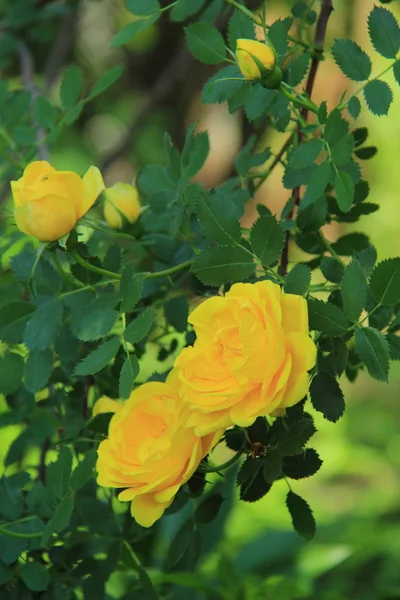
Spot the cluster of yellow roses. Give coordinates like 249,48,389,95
11,161,141,242
96,281,317,528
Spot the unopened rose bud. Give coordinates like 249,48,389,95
103,183,141,229
236,39,282,89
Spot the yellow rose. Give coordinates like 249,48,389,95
174,280,317,436
92,396,123,417
11,161,104,242
96,373,221,528
103,183,141,229
236,38,276,81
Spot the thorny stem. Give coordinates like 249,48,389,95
318,230,346,267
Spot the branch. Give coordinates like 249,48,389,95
44,11,77,93
19,42,50,161
280,0,334,276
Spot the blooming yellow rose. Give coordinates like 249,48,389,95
103,183,141,229
174,280,317,436
92,396,123,417
96,373,221,528
236,39,276,81
11,161,104,242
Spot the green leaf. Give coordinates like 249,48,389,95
60,65,83,110
20,562,49,592
88,412,114,435
268,17,292,61
393,61,400,86
166,518,195,570
239,461,272,502
75,309,118,342
324,109,349,147
334,171,354,213
24,300,63,351
185,22,227,65
120,269,145,313
124,307,156,344
236,137,271,175
125,0,160,15
310,372,345,422
332,39,371,81
33,96,56,129
348,96,361,119
308,299,348,336
202,65,244,104
41,495,74,546
283,448,322,479
24,349,53,393
46,447,72,499
192,247,256,286
182,130,210,178
289,140,323,169
355,327,390,382
250,215,284,266
171,0,206,22
356,244,377,276
331,232,370,255
284,264,311,296
243,85,275,121
277,418,316,456
341,259,367,321
89,65,124,98
0,352,24,395
74,337,120,376
320,256,344,283
165,296,188,333
195,189,241,245
287,52,310,87
370,258,400,305
70,450,97,491
228,10,255,50
110,13,159,47
262,448,283,483
0,301,35,344
331,134,354,167
368,5,400,59
302,160,331,207
119,355,140,399
363,80,393,116
388,333,400,360
286,491,316,540
195,493,224,524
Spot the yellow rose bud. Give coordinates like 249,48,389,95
96,372,222,528
103,183,141,229
174,280,317,436
92,396,123,417
236,38,276,81
11,161,104,242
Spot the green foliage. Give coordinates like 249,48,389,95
310,373,345,422
185,22,227,65
368,5,400,59
286,491,316,540
363,80,393,115
74,337,121,376
332,39,372,81
250,215,285,267
355,327,390,381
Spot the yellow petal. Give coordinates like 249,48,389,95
20,171,85,221
22,161,55,186
236,39,275,81
130,494,170,528
281,293,309,334
104,183,141,229
80,166,105,218
92,396,123,417
14,194,77,242
10,180,22,206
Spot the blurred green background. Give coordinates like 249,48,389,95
1,0,400,598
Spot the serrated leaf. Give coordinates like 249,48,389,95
310,372,345,422
182,130,210,178
185,22,226,65
287,52,310,87
283,448,322,479
302,160,331,207
262,448,282,483
370,258,400,305
166,518,195,570
393,61,400,86
24,300,63,351
284,264,311,295
195,190,241,245
0,302,35,344
75,309,118,341
125,0,160,15
277,418,316,456
244,84,275,121
348,96,361,119
110,13,159,47
120,268,145,313
171,0,206,22
74,337,120,376
46,447,72,499
70,450,97,491
355,327,390,382
368,5,400,59
286,491,316,540
89,66,124,98
308,299,348,336
289,140,323,169
228,10,255,50
202,65,244,104
250,215,284,266
24,349,53,393
60,65,83,110
320,256,344,283
41,495,74,546
20,562,49,592
268,17,292,61
240,462,272,502
87,412,114,435
331,232,370,255
341,260,367,321
0,352,24,395
195,493,224,524
331,134,354,167
192,247,255,286
124,307,156,344
388,333,400,360
363,80,393,116
33,96,56,129
332,39,371,81
119,355,140,399
334,171,354,213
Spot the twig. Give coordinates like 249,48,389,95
280,0,334,276
44,11,77,94
19,42,50,161
38,438,50,483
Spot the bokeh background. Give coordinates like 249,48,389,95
1,0,400,598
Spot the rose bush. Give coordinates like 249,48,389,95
103,182,141,229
